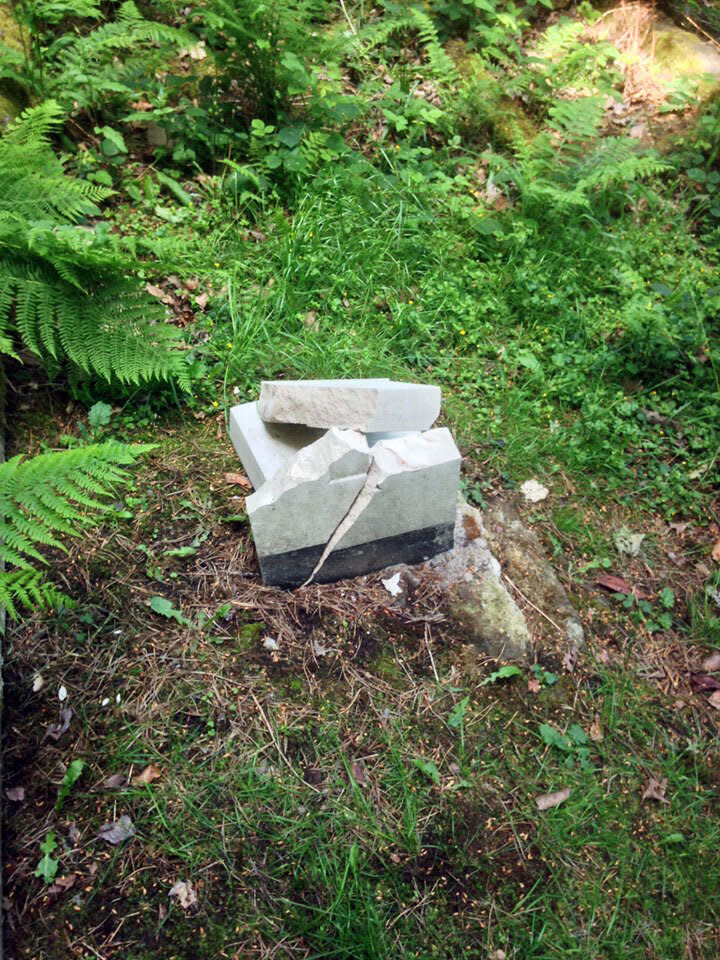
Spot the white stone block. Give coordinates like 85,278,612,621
257,379,441,432
308,428,461,583
228,402,324,490
246,428,371,584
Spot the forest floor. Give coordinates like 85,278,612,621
4,2,720,958
5,380,720,959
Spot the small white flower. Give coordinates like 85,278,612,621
58,685,68,702
262,636,279,652
101,697,110,707
32,673,44,693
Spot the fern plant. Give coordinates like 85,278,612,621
362,4,459,88
1,0,184,114
489,96,669,220
0,101,188,387
0,442,150,619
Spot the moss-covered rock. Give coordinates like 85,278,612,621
652,24,720,95
0,90,22,125
0,6,27,125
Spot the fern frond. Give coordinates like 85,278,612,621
547,96,605,142
31,0,102,24
0,443,152,619
47,1,187,111
0,570,71,621
0,107,189,388
0,104,110,222
362,6,458,87
0,258,187,383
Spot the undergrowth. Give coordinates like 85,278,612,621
2,0,720,958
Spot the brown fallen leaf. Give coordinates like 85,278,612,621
195,292,208,310
45,706,73,742
5,786,25,802
596,573,632,594
713,539,720,564
350,760,368,786
562,645,579,673
589,716,604,743
642,776,670,804
669,521,690,535
48,873,77,894
709,690,720,710
248,229,266,243
97,815,136,845
303,766,324,786
701,652,720,673
535,788,570,811
690,673,720,691
527,678,541,694
101,773,127,791
303,309,319,330
224,471,251,489
132,764,163,787
145,283,165,299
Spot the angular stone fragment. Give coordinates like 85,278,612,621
246,428,371,586
307,428,461,584
228,402,324,489
430,499,530,660
258,379,441,432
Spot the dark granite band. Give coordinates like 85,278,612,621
259,522,455,588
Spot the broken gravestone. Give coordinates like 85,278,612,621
229,379,583,660
231,379,459,586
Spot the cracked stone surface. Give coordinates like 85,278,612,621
258,379,441,432
307,428,461,584
229,402,323,490
247,426,460,587
247,428,371,585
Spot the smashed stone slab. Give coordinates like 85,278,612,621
247,428,371,586
258,378,441,432
229,402,323,490
229,402,416,491
307,429,461,584
248,428,460,588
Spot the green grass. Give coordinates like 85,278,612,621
152,159,720,518
5,4,720,957
11,599,719,959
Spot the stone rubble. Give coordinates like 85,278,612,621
258,378,441,432
231,380,457,587
228,379,584,662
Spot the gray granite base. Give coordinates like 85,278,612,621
258,522,455,588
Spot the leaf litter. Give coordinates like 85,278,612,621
97,815,136,845
169,880,198,910
131,764,163,786
642,777,670,804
